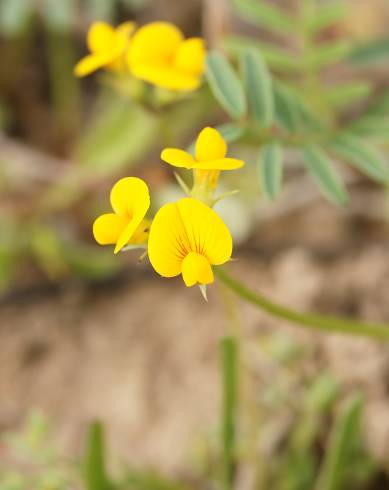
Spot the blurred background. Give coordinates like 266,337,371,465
2,0,389,488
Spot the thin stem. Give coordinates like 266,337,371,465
215,267,389,342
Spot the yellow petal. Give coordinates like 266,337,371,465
175,198,232,264
181,252,214,287
87,22,116,53
148,202,190,278
74,52,118,77
130,63,201,91
114,217,144,254
161,148,196,168
195,127,227,162
128,22,183,67
110,177,150,218
194,157,244,170
175,38,205,75
93,213,128,245
116,21,136,39
148,198,232,280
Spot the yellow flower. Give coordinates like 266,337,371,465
74,21,135,77
148,198,232,287
93,177,150,254
161,127,244,171
127,21,205,91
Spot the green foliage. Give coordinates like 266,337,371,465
258,142,283,200
231,0,296,34
83,422,109,490
205,52,246,119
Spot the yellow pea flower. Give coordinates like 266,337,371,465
93,177,150,254
74,21,135,77
127,21,205,91
148,198,232,287
161,127,244,171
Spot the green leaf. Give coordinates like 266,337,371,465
307,3,347,34
205,52,246,119
0,0,33,36
216,123,244,143
349,116,389,142
232,0,295,34
308,41,352,69
326,82,372,108
41,0,75,31
273,83,301,132
259,143,283,200
63,243,120,280
241,48,274,127
220,336,239,488
302,144,348,206
316,395,363,490
225,36,298,73
75,90,157,172
329,134,389,183
349,38,389,65
83,421,109,490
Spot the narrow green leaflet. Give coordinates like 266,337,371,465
349,38,389,65
232,0,295,34
216,123,244,143
316,395,363,490
273,83,301,132
302,144,348,206
350,116,389,142
329,134,389,183
259,143,283,200
241,48,274,127
0,0,33,36
205,52,247,119
307,3,347,34
225,36,298,73
83,421,109,490
326,82,372,108
308,41,352,69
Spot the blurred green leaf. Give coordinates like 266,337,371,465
123,469,192,490
316,395,363,490
302,144,348,206
329,134,389,183
307,2,347,34
232,0,295,34
0,0,33,36
326,82,372,108
30,226,69,280
41,0,75,31
308,41,352,69
349,115,389,142
83,421,108,490
305,373,339,412
273,83,301,132
349,38,389,64
259,143,283,200
63,242,120,280
86,0,116,22
241,48,274,127
75,91,157,172
225,36,298,73
205,52,247,119
216,123,244,143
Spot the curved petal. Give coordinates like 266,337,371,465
148,202,190,278
74,51,118,77
114,216,143,254
161,148,196,168
110,177,150,219
195,127,227,162
128,22,183,67
93,213,128,245
194,157,244,170
176,198,232,265
130,63,201,91
87,22,115,53
175,38,205,75
181,252,214,287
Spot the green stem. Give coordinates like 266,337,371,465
215,267,389,342
220,336,239,490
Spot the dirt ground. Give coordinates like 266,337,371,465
1,198,389,473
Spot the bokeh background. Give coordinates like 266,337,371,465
2,0,389,488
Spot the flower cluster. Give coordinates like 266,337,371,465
74,21,206,92
93,127,245,291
